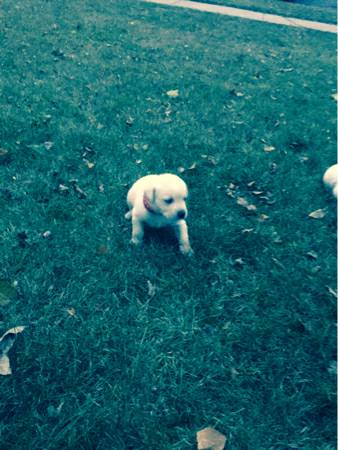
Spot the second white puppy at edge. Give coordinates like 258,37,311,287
125,173,193,255
323,164,338,198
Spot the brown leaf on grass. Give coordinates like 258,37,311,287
83,159,95,169
66,308,76,316
126,116,134,126
230,89,244,97
58,184,69,192
279,67,294,73
258,214,269,222
306,251,318,260
264,145,276,152
188,162,197,170
234,257,245,266
0,326,25,375
241,228,254,234
308,209,326,219
327,286,337,298
166,89,179,98
236,197,257,211
178,162,197,174
197,427,227,450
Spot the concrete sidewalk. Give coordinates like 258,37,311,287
143,0,337,33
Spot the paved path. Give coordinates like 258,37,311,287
143,0,337,33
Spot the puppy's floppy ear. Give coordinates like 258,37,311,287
145,187,156,204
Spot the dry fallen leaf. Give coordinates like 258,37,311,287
241,228,254,234
264,145,276,152
166,89,179,98
230,89,244,97
308,209,326,219
258,214,269,222
279,67,294,73
234,257,245,266
197,427,226,450
0,326,25,375
58,184,69,192
83,159,95,169
178,162,197,174
306,251,318,259
237,197,257,211
327,286,337,298
67,308,76,316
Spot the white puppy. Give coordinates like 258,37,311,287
125,173,193,255
323,164,338,198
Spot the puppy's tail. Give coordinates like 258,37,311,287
125,210,132,220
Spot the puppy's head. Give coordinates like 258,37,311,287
144,174,188,221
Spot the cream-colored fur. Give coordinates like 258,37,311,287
323,164,338,198
125,173,193,255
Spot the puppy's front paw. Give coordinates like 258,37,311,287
180,245,194,256
130,237,143,246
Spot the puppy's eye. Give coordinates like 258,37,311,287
164,197,174,204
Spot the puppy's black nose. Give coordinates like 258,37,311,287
177,210,186,219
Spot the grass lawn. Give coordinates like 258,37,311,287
0,0,336,448
191,0,337,23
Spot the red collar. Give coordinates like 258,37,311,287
143,194,159,214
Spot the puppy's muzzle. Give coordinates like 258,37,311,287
177,210,186,220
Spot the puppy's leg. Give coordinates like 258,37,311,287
131,215,144,246
174,221,193,256
125,210,132,220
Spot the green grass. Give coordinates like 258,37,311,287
0,0,336,449
191,0,337,23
